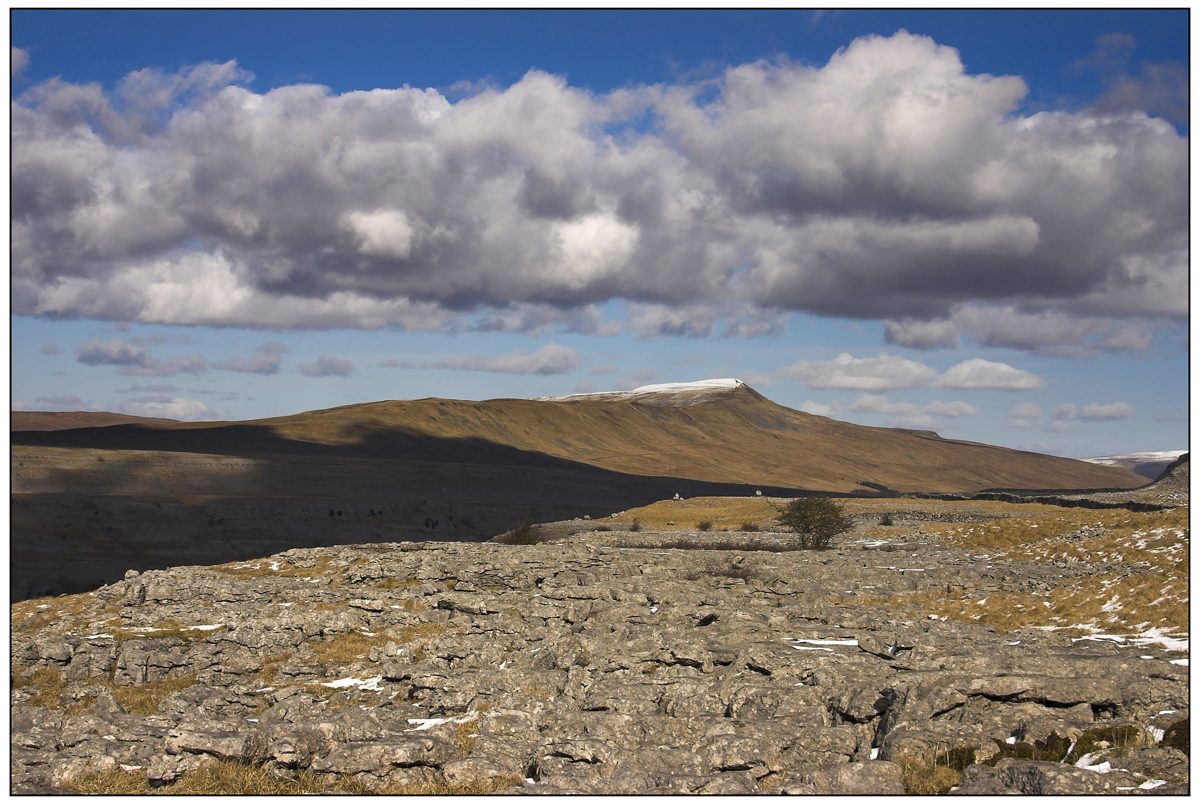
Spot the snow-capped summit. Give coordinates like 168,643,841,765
536,378,745,402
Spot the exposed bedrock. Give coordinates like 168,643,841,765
11,540,1189,794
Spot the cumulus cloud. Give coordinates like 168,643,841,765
432,343,578,375
891,414,936,429
75,337,205,377
798,400,838,417
10,32,1185,335
779,353,937,391
1053,402,1133,421
1008,403,1042,419
1073,33,1188,126
116,383,179,394
40,343,59,355
922,400,978,418
298,355,356,378
213,342,290,375
849,393,976,418
34,395,88,409
113,394,220,421
11,46,28,76
1153,412,1186,424
885,306,1157,356
934,358,1044,391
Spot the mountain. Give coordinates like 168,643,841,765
1082,450,1188,481
13,380,1143,494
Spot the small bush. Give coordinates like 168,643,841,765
879,513,894,526
593,525,611,532
629,520,641,532
740,522,759,532
697,520,714,532
775,497,852,549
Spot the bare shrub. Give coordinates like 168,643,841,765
879,512,894,526
697,520,714,531
774,497,852,549
629,520,641,532
740,522,760,532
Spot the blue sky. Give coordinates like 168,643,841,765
10,9,1189,459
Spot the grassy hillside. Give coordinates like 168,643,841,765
13,384,1143,494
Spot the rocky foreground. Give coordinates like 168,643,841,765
11,515,1189,795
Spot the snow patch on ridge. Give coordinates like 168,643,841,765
537,378,744,401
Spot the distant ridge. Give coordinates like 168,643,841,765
12,382,1145,494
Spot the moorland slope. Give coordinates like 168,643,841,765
13,382,1142,495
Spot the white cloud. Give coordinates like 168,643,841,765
77,338,155,368
113,395,220,421
737,369,775,387
1054,402,1133,421
1008,403,1043,419
432,343,578,375
779,353,937,391
10,32,1184,334
849,393,920,415
934,358,1044,391
850,393,976,418
798,401,838,417
886,306,1158,356
891,414,936,429
120,355,206,377
213,342,290,375
922,399,978,418
298,355,356,378
11,46,28,76
33,395,89,410
75,337,205,377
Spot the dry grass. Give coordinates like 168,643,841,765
606,496,1064,534
13,666,70,709
110,676,198,715
373,576,421,591
308,632,391,666
13,667,196,715
11,591,105,636
927,508,1189,634
214,555,353,581
897,756,964,795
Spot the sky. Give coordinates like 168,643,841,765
10,9,1190,460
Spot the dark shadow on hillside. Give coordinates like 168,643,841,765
13,421,877,602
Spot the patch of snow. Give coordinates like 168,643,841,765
1083,450,1185,466
788,638,859,646
870,748,879,759
1169,658,1188,666
86,634,114,639
120,764,143,771
1150,727,1165,742
537,378,744,401
184,624,222,631
1005,736,1018,745
320,676,384,691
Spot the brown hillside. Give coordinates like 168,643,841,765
12,411,177,431
11,384,1143,494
